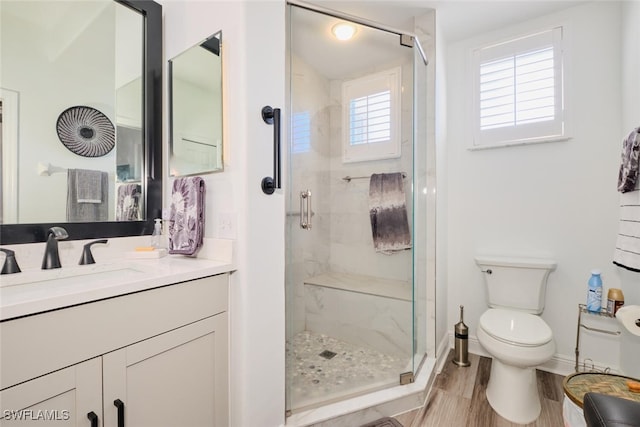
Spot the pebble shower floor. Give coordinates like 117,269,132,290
286,331,409,410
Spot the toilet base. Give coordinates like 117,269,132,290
486,358,541,424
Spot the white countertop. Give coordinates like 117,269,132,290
0,239,235,321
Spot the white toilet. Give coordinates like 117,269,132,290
475,256,557,425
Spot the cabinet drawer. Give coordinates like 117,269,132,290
0,274,228,390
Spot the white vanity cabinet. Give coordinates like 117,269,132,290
0,358,102,426
0,273,229,427
102,314,228,427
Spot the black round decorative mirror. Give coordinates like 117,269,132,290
56,106,115,157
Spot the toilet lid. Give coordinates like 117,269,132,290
479,309,553,346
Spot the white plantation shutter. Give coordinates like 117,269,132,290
472,27,565,147
342,67,401,162
349,90,391,145
292,111,311,153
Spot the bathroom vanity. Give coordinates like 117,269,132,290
0,255,233,427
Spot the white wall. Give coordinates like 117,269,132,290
445,1,630,372
3,1,117,222
619,1,640,306
161,1,286,426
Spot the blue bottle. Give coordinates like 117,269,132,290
586,270,603,312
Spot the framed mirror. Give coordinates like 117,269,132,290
0,0,162,244
169,31,223,177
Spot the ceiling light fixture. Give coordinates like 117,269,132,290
332,23,356,41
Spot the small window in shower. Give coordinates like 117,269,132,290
341,66,401,163
292,110,311,153
471,26,568,149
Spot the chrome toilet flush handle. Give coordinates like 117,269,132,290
481,269,492,274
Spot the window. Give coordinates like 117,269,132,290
291,111,311,153
472,27,565,148
342,67,401,162
350,91,391,145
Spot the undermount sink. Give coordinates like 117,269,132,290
0,263,152,289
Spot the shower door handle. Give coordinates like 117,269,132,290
300,190,312,230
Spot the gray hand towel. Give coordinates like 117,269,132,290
76,169,103,203
67,169,108,222
369,172,411,254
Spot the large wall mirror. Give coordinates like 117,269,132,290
0,0,162,244
169,31,223,177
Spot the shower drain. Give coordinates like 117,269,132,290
319,350,337,360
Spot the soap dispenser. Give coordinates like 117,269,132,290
150,218,163,249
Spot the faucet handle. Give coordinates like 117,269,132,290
1,248,22,274
79,239,108,265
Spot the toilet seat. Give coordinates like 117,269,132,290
479,309,552,347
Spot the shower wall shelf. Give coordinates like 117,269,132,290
574,303,620,372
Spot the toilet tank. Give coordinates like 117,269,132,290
475,256,557,314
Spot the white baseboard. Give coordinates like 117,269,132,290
435,332,451,374
446,332,608,377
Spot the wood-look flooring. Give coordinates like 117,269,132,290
394,351,565,427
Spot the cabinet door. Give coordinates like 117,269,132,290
103,314,228,427
0,358,102,427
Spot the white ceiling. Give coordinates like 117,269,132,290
291,5,413,80
292,0,587,79
307,1,587,42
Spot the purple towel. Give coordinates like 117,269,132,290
168,177,205,256
115,184,141,221
618,127,640,193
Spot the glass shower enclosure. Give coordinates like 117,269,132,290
285,3,428,413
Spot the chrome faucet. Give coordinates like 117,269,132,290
42,226,69,269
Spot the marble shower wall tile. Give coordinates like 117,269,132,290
305,284,412,357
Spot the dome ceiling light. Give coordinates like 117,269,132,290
331,22,357,41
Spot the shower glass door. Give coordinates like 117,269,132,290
286,4,426,413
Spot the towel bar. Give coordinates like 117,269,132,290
342,172,406,182
285,211,315,217
38,161,67,176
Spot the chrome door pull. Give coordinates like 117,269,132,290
306,190,312,229
300,190,312,229
299,191,306,229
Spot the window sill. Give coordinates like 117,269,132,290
468,135,572,151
